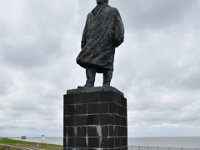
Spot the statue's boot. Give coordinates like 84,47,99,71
78,68,96,88
103,70,113,87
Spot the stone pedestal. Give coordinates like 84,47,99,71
63,87,127,150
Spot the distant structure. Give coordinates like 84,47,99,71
21,136,26,140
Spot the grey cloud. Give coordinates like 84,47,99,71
0,0,79,69
127,86,200,125
113,0,199,31
134,0,198,30
0,70,13,96
1,38,61,68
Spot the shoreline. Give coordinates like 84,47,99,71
6,137,200,148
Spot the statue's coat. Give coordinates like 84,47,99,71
77,4,124,73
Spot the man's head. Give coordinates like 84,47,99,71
96,0,109,5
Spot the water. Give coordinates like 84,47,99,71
12,137,200,148
128,137,200,148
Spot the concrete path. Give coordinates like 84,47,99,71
0,143,40,150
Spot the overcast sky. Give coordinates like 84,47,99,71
0,0,200,137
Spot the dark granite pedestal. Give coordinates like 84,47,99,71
63,87,127,150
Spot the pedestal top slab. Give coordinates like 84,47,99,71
67,86,124,96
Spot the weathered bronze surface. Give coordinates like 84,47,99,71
77,0,124,88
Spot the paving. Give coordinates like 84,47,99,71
0,143,40,150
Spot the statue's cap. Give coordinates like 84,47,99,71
97,0,108,4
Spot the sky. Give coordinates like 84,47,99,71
0,0,200,137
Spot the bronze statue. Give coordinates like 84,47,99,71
77,0,124,88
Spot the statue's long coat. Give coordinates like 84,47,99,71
76,4,124,73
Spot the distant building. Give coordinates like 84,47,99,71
21,136,26,140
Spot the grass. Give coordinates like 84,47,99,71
0,138,62,150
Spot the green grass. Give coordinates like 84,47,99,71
0,138,62,150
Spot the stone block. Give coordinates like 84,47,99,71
63,86,127,150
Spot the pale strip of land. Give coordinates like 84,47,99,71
0,143,36,150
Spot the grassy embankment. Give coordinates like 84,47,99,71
0,138,62,150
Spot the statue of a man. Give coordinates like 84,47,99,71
77,0,124,88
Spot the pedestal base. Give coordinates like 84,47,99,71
63,87,127,150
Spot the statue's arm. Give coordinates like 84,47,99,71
114,9,124,47
81,15,89,49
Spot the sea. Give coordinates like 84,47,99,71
12,137,200,148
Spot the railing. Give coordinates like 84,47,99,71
128,146,200,150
